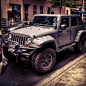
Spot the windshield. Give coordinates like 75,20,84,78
31,16,57,27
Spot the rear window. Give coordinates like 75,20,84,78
78,17,83,25
71,17,77,26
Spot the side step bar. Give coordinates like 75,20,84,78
55,43,76,53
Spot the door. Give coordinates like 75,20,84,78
15,13,21,22
58,17,71,47
70,17,78,43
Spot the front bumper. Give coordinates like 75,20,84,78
0,49,8,74
0,59,8,74
2,40,36,57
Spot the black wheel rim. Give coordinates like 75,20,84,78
79,40,84,51
41,54,52,68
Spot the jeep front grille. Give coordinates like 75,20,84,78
11,35,26,45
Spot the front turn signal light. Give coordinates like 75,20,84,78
40,44,42,47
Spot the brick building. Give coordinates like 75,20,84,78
1,0,45,22
0,0,84,25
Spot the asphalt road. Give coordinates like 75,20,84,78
0,40,86,86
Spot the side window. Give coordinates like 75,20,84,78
71,17,77,26
61,18,69,27
78,17,83,25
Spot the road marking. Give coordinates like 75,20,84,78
34,53,86,86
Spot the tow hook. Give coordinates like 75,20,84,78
16,55,18,63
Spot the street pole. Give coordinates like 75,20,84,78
0,0,1,28
60,0,62,14
83,0,84,11
6,0,8,27
82,0,84,19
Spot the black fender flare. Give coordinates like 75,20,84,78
75,30,85,42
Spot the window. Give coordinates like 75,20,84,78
61,18,69,27
66,10,68,14
24,6,28,13
78,17,83,25
32,16,57,27
47,7,50,14
33,5,37,15
71,17,77,26
40,6,43,14
24,5,28,21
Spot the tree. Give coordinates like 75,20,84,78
84,0,86,11
49,0,82,8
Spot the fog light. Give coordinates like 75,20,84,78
28,45,30,48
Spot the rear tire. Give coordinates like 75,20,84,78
74,36,85,52
31,48,56,74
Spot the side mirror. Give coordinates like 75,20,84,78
61,24,67,30
53,23,57,29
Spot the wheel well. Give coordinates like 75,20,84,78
81,33,85,37
39,42,56,50
75,32,85,42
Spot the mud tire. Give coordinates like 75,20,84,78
31,48,56,74
74,36,85,52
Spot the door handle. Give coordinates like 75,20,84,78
75,28,79,30
67,30,71,33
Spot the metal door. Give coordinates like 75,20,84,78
58,17,71,47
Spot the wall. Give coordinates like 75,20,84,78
1,0,6,21
23,0,45,21
44,0,65,14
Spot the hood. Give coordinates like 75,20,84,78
11,26,56,38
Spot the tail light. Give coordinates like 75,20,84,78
0,45,2,62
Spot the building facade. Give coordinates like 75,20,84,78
1,0,84,25
1,0,45,23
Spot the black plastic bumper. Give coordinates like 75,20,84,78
2,40,36,57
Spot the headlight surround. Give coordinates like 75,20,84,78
8,34,12,39
27,37,31,43
8,29,10,31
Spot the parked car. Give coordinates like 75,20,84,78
2,21,29,34
0,44,8,74
2,14,85,74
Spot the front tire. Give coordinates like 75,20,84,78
31,48,56,74
74,36,85,52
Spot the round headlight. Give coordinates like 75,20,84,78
27,38,31,43
8,34,12,39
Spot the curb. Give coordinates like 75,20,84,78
34,53,86,86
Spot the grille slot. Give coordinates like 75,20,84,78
11,34,26,45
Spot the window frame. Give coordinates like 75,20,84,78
71,17,77,26
78,17,83,25
60,17,69,28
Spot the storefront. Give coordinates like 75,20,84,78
8,4,21,22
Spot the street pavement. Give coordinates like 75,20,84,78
0,34,86,86
0,46,85,86
35,53,86,86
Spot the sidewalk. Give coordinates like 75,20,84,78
35,53,86,86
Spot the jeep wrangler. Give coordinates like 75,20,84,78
1,14,85,73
